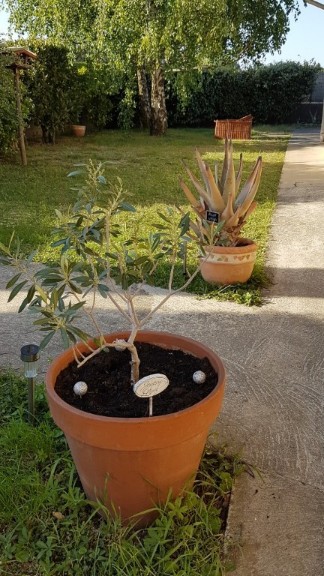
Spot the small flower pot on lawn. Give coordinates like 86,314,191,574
71,124,86,137
200,238,257,285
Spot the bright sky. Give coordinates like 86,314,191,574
262,1,324,67
0,1,323,67
0,8,9,35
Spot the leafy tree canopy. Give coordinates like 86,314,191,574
1,0,303,134
2,0,302,70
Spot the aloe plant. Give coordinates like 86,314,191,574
180,139,262,246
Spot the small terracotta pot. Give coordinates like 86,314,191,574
46,330,226,526
200,238,257,285
71,124,86,137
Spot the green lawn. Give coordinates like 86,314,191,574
0,126,291,304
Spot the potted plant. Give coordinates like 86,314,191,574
70,103,86,137
0,162,226,526
69,65,88,137
180,139,262,285
71,123,86,137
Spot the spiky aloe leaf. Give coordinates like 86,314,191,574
227,158,262,228
203,162,226,212
180,180,209,214
224,212,239,229
221,187,235,223
235,153,243,196
195,149,211,195
179,180,205,215
222,140,236,206
214,161,219,187
226,200,258,230
235,156,262,210
238,165,262,218
182,164,213,209
244,200,258,219
220,138,230,194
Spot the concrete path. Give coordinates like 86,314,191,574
223,128,324,576
0,128,323,575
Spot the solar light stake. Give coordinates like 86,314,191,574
182,241,188,278
20,344,39,425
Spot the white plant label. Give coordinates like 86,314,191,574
133,373,169,398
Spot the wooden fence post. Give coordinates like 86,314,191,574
13,66,27,166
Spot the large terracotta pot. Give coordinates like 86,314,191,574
46,330,226,526
71,124,86,137
200,238,257,285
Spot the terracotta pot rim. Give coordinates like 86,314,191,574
204,237,257,254
46,330,225,425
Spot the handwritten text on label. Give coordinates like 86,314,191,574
133,373,170,398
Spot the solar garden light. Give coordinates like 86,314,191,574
20,344,39,425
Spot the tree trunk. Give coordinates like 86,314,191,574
41,124,55,144
137,68,151,131
150,66,168,136
320,99,324,142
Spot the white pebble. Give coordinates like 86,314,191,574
192,370,206,384
73,381,88,397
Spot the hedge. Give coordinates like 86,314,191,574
166,61,321,127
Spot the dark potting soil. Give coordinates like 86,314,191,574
55,342,217,418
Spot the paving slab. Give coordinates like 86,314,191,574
226,471,324,576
